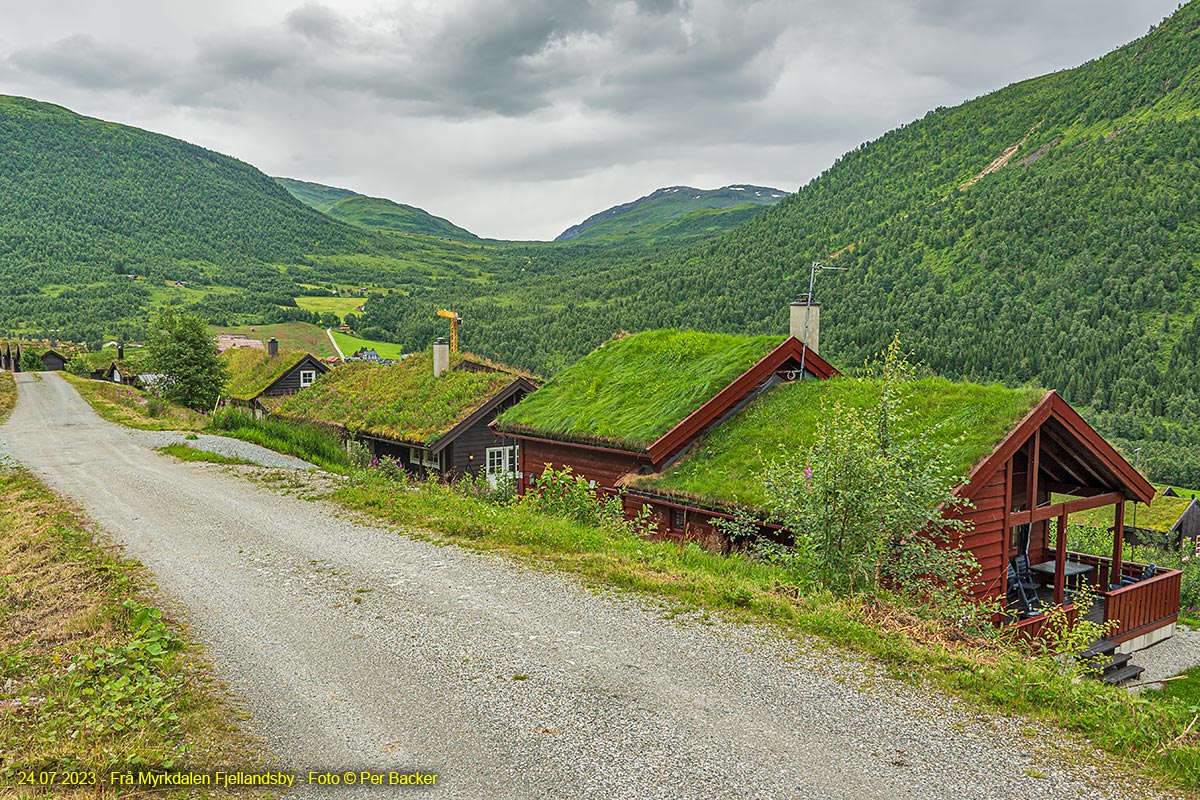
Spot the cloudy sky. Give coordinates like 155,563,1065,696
0,1,1182,240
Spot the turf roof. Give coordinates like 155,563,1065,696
74,347,148,373
223,348,318,401
275,351,519,446
1068,489,1196,533
495,329,783,451
632,376,1047,511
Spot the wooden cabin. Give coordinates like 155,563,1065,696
623,376,1178,653
493,329,838,500
273,342,537,483
222,343,329,416
39,349,69,371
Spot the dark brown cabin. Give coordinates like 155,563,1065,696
40,349,69,371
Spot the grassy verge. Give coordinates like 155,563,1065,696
208,410,350,473
1156,663,1200,706
155,444,257,467
61,373,208,432
0,371,14,422
331,469,1200,790
0,466,274,797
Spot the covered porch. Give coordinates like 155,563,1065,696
965,394,1178,651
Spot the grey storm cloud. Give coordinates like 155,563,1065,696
0,0,1184,238
8,34,167,93
285,3,348,42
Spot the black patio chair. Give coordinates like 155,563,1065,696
1007,564,1040,616
1113,563,1156,590
1011,554,1041,591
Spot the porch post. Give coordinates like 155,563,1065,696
1054,514,1067,605
1000,456,1014,601
1112,499,1126,585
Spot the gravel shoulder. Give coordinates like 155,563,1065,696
0,372,1183,799
132,429,317,469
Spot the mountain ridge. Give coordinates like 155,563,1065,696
555,184,788,243
274,177,482,243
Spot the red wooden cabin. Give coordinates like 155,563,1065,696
494,331,838,501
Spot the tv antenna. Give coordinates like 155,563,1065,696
798,261,847,379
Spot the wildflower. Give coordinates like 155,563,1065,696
803,466,813,481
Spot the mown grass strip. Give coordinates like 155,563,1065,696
155,444,257,466
332,470,1200,791
0,466,274,797
61,373,207,432
207,410,349,473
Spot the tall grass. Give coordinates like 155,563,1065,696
208,409,350,472
0,466,268,783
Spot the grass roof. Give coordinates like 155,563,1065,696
1068,489,1196,533
495,329,783,450
72,347,148,373
632,376,1046,511
222,348,316,401
275,351,519,446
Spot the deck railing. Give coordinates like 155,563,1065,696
1064,551,1182,642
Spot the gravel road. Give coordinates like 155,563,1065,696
1,373,1179,799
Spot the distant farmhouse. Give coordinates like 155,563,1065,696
216,333,266,353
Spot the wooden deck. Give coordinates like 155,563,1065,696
1006,553,1181,645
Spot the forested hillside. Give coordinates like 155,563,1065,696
555,185,787,243
362,3,1200,485
275,177,481,242
0,96,500,343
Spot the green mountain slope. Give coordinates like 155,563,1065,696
272,177,357,208
555,185,788,243
0,97,500,344
364,2,1200,485
275,177,481,242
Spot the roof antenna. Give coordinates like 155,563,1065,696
798,261,846,380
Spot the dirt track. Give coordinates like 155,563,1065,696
0,373,1170,799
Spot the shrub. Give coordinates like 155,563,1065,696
762,335,988,630
19,349,44,372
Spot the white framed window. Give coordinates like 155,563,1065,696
409,447,441,470
485,445,517,487
299,369,317,388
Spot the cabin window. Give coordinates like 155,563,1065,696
299,369,317,388
409,447,442,470
671,508,686,531
485,446,518,488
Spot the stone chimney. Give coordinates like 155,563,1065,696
50,335,57,349
789,295,820,354
117,342,125,361
268,337,278,358
433,337,450,377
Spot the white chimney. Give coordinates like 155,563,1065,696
789,295,820,354
433,337,450,377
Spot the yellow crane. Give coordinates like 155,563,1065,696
436,309,462,353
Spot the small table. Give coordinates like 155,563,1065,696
1031,560,1094,592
